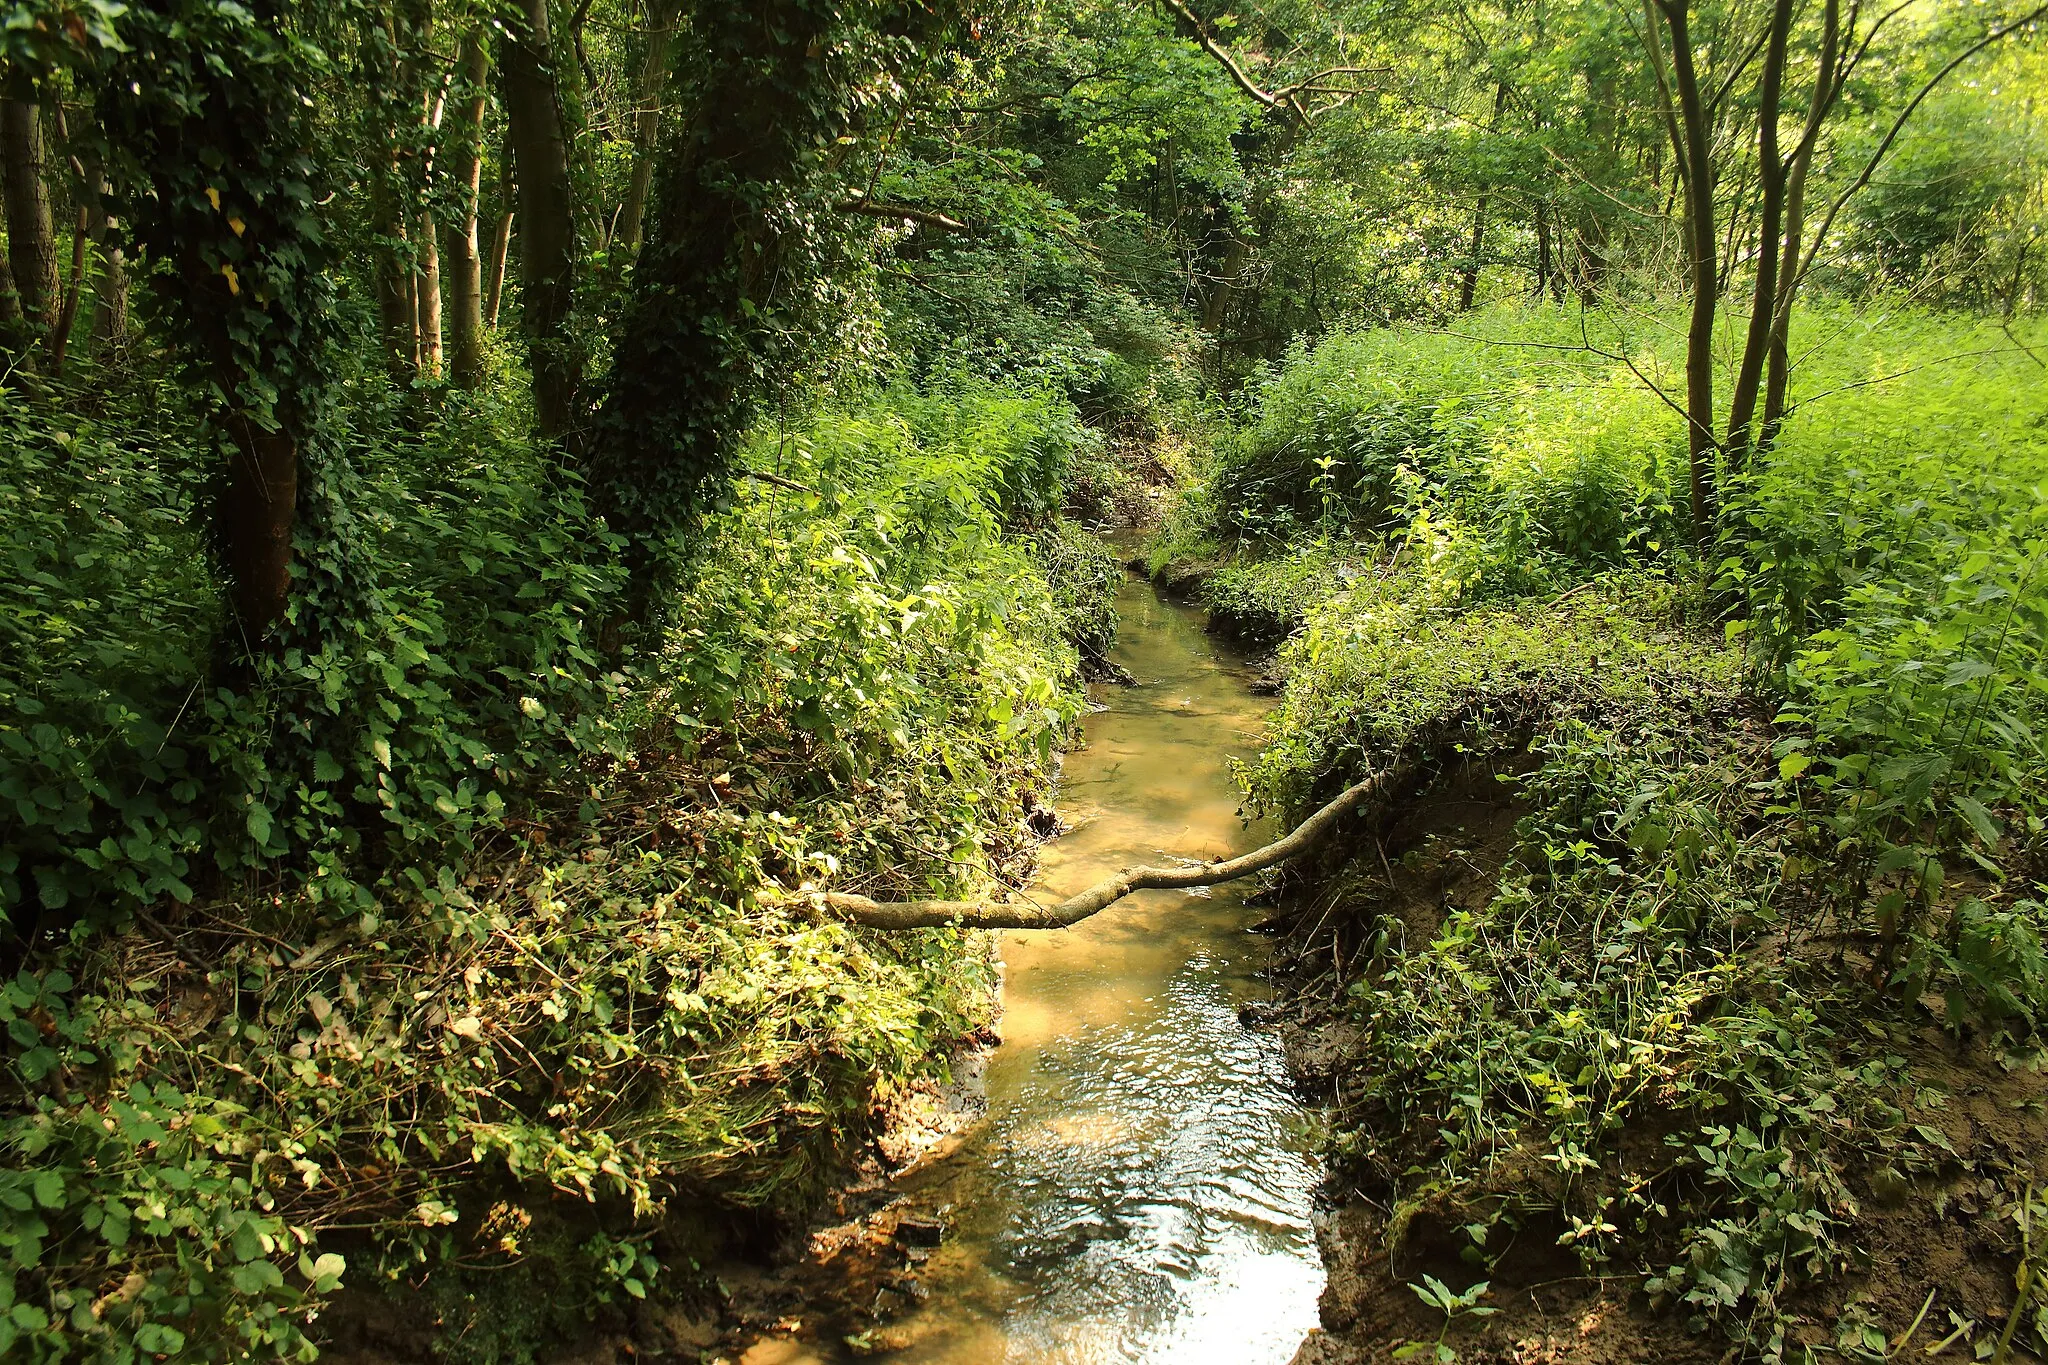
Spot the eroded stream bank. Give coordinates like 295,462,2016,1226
734,570,1326,1364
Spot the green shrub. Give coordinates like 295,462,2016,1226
0,385,627,938
0,378,1111,1363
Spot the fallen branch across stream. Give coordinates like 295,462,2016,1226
761,762,1419,930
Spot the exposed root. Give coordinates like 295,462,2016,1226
761,763,1420,930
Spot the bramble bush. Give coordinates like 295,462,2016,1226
0,375,1111,1363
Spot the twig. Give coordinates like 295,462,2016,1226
738,468,818,495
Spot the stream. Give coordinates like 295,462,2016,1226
748,570,1325,1363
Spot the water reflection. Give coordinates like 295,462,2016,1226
759,574,1324,1364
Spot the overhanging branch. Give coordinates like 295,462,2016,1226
760,762,1420,930
835,191,967,232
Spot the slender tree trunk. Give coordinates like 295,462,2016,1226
1458,193,1490,311
1763,0,1840,444
485,205,513,329
1458,83,1510,312
484,130,515,329
445,25,491,387
1651,0,1719,536
91,202,126,353
2,96,60,351
417,207,442,376
365,11,419,380
1725,0,1793,467
501,0,582,442
616,0,680,264
414,0,445,380
1203,227,1247,333
78,160,127,356
49,203,89,372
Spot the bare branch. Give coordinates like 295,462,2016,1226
1157,0,1291,117
761,763,1420,930
835,191,967,232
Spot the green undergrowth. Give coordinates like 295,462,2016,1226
0,381,1111,1362
1234,308,2048,1362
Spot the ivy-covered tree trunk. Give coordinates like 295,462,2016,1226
594,0,960,604
1,95,59,349
103,0,341,640
501,0,582,443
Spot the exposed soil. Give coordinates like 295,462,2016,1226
314,1033,997,1365
1261,763,2048,1365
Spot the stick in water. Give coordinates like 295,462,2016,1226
761,763,1418,930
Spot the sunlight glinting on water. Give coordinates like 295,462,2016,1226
862,572,1325,1365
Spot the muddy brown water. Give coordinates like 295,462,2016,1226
746,572,1326,1364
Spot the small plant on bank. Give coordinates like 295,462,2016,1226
1394,1275,1499,1363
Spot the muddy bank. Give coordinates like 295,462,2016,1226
1259,757,2048,1365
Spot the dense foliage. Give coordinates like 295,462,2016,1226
3,0,2045,1357
1159,306,2048,1360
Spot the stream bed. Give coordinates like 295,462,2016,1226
747,571,1325,1364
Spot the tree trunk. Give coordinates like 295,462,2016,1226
1724,0,1793,467
220,415,299,637
500,0,581,443
2,96,60,348
365,11,419,380
49,203,89,373
484,131,515,330
417,207,442,376
485,206,513,329
1763,0,1840,444
616,0,680,264
0,254,19,329
1458,192,1490,311
444,25,491,388
1457,83,1509,312
89,176,127,353
1651,0,1719,537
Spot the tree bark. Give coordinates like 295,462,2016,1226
444,24,491,388
1724,0,1793,467
1650,0,1719,536
484,130,515,330
500,0,582,443
484,205,513,329
89,175,127,353
49,203,88,372
2,96,60,347
1458,192,1490,311
365,9,419,380
417,207,442,376
220,415,299,637
616,0,680,264
768,765,1419,930
1764,0,1841,443
1457,82,1510,312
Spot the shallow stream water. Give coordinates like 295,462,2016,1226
752,571,1325,1364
